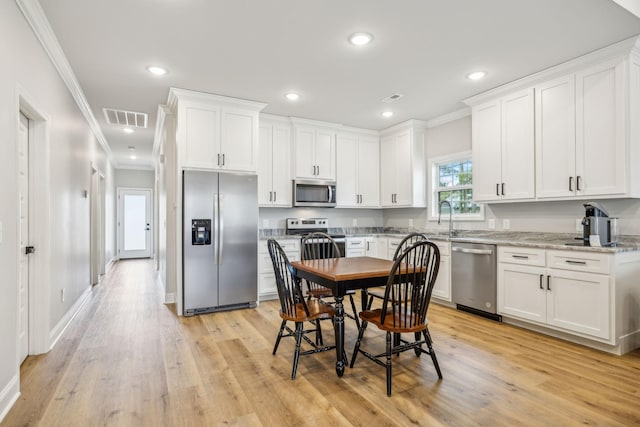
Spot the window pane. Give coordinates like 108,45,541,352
435,156,481,217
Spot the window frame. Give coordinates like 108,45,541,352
428,151,484,221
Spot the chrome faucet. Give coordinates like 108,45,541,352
438,200,453,237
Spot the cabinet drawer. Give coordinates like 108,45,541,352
546,250,610,275
347,238,365,248
498,246,546,266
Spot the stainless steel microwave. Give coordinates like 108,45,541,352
293,180,337,207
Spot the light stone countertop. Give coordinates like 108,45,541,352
259,228,640,253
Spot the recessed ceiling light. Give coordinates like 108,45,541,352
130,155,137,160
466,71,487,81
348,32,373,46
381,111,394,118
146,65,168,76
285,92,300,101
123,127,134,134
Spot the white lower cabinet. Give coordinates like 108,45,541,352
498,247,611,341
346,237,365,257
431,240,451,302
365,236,378,258
258,238,300,301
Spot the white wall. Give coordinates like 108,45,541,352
0,1,115,420
115,169,155,189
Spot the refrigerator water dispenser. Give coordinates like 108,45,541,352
191,219,211,245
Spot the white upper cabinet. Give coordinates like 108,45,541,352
537,60,628,199
336,130,380,208
467,40,640,202
535,75,577,199
258,116,292,207
379,121,426,208
293,120,337,180
472,88,535,202
169,88,266,173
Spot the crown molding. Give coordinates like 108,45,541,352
289,116,344,129
16,0,112,159
380,119,429,135
167,87,267,112
425,108,471,129
463,35,640,106
259,113,294,125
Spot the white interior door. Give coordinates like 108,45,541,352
118,188,152,259
18,112,30,364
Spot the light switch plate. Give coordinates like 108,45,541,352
502,219,510,230
488,219,495,229
262,219,269,228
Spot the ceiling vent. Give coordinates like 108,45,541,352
381,93,404,103
103,108,148,129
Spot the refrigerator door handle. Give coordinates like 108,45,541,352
214,193,220,265
218,194,224,265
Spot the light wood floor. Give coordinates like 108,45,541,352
4,259,640,426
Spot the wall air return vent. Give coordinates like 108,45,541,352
381,93,404,103
103,108,148,129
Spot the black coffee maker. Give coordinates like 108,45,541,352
581,202,611,246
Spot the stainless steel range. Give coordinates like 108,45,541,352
286,218,345,257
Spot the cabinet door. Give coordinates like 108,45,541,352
336,134,359,207
295,127,316,179
358,136,380,207
315,129,335,180
257,124,273,205
546,269,610,340
393,131,413,206
221,108,257,172
271,125,292,207
576,60,626,197
379,136,396,207
501,89,534,200
497,263,546,323
184,105,220,169
472,100,502,201
365,238,378,258
535,75,576,199
432,255,451,301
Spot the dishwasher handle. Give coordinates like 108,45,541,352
452,246,494,255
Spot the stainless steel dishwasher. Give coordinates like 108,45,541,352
451,242,500,321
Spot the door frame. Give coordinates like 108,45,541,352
16,85,51,357
90,163,105,284
117,187,153,259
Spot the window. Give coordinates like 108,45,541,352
429,151,483,220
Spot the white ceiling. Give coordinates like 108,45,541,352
37,0,640,170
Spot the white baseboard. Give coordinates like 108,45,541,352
164,292,175,304
0,375,20,423
48,286,92,351
105,257,116,272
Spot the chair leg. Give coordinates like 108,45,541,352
291,322,304,380
348,294,361,330
315,319,324,345
423,328,442,379
349,320,368,368
414,331,423,356
273,319,287,355
386,331,393,396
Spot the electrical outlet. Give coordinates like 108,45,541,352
352,218,358,227
61,288,65,302
488,219,495,229
502,219,510,230
262,219,269,228
575,218,582,232
408,219,413,227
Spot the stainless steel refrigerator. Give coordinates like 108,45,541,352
183,171,258,316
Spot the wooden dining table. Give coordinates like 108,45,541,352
291,256,396,377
